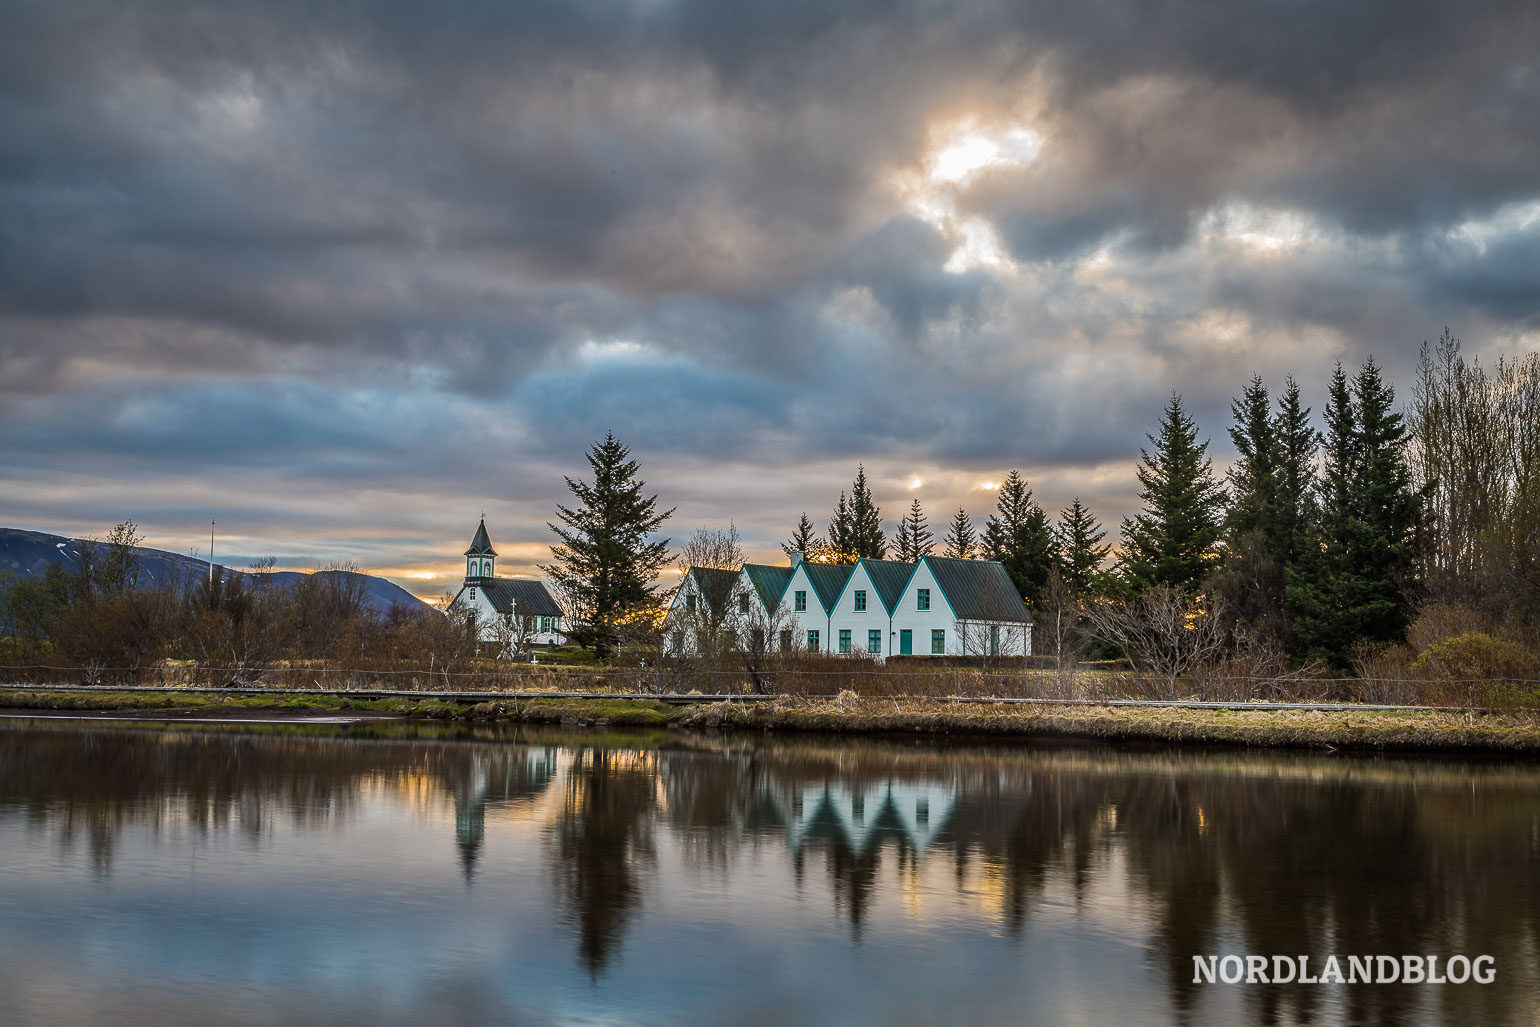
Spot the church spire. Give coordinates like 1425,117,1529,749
465,518,496,580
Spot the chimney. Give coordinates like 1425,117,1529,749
789,550,804,567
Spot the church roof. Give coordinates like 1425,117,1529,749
465,518,497,557
476,578,562,618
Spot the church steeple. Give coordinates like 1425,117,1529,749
465,517,496,581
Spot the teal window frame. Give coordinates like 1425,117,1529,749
838,629,851,654
738,595,750,614
931,628,945,654
807,629,820,650
868,629,882,654
686,593,696,613
854,590,866,612
794,590,807,612
917,588,930,611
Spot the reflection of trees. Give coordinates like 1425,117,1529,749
5,723,1539,1024
651,740,1540,1027
430,747,558,880
550,748,659,977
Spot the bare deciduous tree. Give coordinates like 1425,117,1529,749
1084,586,1228,698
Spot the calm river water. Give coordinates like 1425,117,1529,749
0,717,1536,1026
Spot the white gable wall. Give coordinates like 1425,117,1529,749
781,563,831,653
826,562,892,657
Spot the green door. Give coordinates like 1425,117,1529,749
899,630,912,655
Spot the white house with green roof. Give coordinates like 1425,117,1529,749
667,550,1031,658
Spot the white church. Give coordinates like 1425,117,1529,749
447,518,567,652
667,551,1033,659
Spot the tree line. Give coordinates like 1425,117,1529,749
0,522,478,684
542,332,1538,681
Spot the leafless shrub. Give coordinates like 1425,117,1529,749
1083,586,1228,698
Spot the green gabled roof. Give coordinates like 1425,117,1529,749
801,562,855,614
687,567,743,611
465,518,496,556
860,559,914,614
743,563,794,610
924,556,1032,623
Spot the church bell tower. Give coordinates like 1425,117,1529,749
465,517,496,583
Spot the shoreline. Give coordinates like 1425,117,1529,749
2,687,1538,756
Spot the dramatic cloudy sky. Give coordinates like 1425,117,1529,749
3,0,1539,597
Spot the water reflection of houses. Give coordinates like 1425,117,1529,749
440,748,560,879
776,781,956,857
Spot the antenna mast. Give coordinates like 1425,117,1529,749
209,519,216,588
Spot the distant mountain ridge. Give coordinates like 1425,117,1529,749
0,526,433,615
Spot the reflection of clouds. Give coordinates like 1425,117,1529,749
2,725,1539,1025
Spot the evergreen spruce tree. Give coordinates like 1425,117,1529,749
544,433,673,658
1287,360,1423,663
1214,376,1286,635
848,465,887,559
1274,375,1320,566
782,512,825,561
891,498,935,561
1225,376,1280,544
827,492,855,562
1056,498,1111,595
944,507,977,560
983,470,1057,605
1119,394,1226,592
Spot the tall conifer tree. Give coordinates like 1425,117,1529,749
1119,394,1226,592
944,507,977,560
984,470,1056,604
544,433,673,658
783,512,824,561
1287,360,1423,662
891,498,935,561
847,465,887,559
1056,498,1110,595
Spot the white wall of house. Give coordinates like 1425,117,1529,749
826,562,892,657
780,562,831,653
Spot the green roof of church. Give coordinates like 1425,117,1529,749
465,518,496,557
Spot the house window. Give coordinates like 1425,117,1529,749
469,587,477,601
686,593,696,613
931,629,945,654
807,629,820,650
779,629,793,652
738,595,750,614
868,629,882,654
542,617,553,633
838,629,851,654
794,590,807,612
854,589,866,612
916,588,930,611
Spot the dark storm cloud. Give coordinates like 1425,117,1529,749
1,0,1538,565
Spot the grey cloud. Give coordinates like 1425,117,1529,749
2,0,1538,567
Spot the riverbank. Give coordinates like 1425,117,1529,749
4,687,1539,754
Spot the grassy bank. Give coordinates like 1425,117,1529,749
3,687,1539,754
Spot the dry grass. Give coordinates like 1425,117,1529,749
4,686,1537,753
671,695,1540,754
